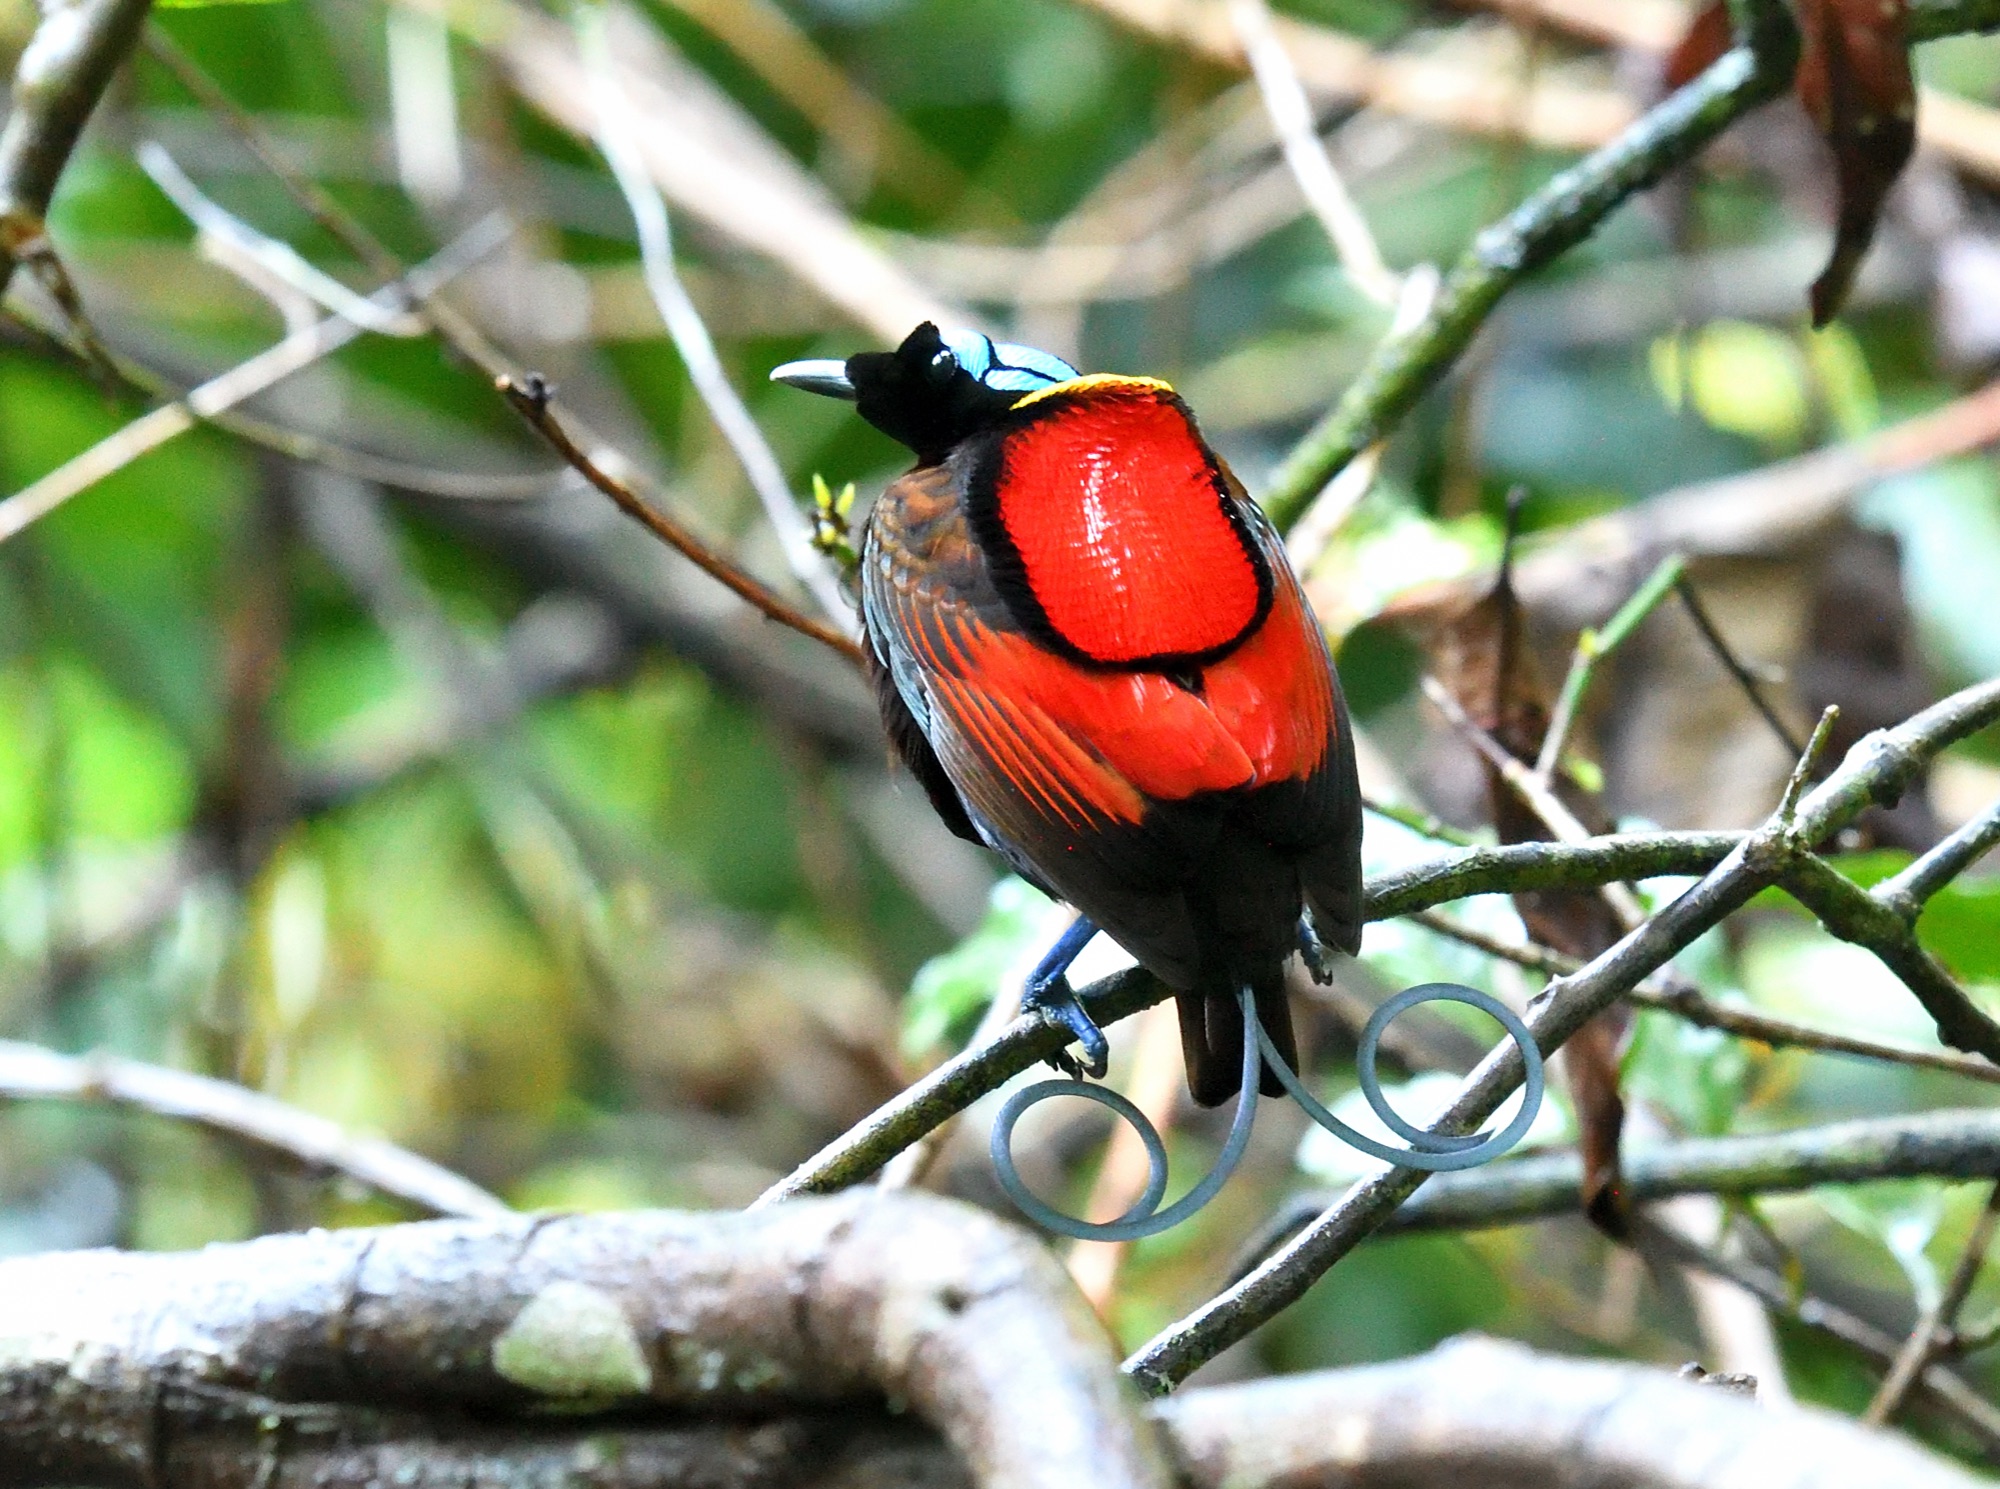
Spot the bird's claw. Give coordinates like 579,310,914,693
1023,975,1110,1079
1298,916,1338,985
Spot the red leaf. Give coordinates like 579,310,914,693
1386,554,1631,1234
1662,0,1917,324
1664,0,1731,91
1796,0,1917,325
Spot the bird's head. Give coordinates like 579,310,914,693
771,322,1079,467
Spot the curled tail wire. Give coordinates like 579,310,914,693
991,984,1545,1242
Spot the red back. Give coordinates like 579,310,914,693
990,382,1265,666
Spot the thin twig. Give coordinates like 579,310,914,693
1674,574,1807,759
1422,675,1598,849
1776,848,2000,1065
1226,0,1397,306
134,139,420,335
2,283,566,501
1879,797,2000,919
1777,706,1841,827
1259,1109,2000,1243
1362,792,1481,847
1533,553,1685,780
0,219,508,546
142,24,803,643
1421,671,1647,926
581,8,857,633
0,1039,506,1218
1867,1181,2000,1425
1406,909,2000,1085
1635,1213,2000,1453
1285,266,1440,572
496,375,863,664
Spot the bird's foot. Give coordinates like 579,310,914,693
1022,973,1110,1079
1298,916,1338,985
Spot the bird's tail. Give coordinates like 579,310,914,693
1176,977,1297,1108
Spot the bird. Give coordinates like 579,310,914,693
772,322,1362,1105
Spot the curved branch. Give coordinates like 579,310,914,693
0,1040,507,1220
1160,1335,1983,1489
0,1193,1168,1489
0,1212,1981,1489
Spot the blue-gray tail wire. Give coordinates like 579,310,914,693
989,983,1545,1242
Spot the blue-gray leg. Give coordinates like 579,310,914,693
1297,914,1338,984
1022,916,1109,1078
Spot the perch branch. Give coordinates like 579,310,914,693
1123,679,2000,1392
758,832,1740,1203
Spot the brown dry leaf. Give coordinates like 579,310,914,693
1662,0,1732,90
1383,558,1631,1233
1664,0,1917,324
1796,0,1917,325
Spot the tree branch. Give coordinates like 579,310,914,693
0,0,153,296
0,1194,1167,1489
759,832,1738,1202
1247,1108,2000,1244
496,375,863,665
1636,1215,2000,1453
1123,679,2000,1392
1259,0,1800,528
0,1202,1983,1489
1867,1180,2000,1426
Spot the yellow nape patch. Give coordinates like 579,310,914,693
1010,373,1174,410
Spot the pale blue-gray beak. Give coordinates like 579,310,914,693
769,358,856,400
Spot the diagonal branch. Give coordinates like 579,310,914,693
497,377,863,664
757,832,1740,1204
1123,678,2000,1392
1780,854,2000,1065
1259,0,1800,528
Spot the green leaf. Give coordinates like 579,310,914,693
901,876,1060,1059
1914,875,2000,985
